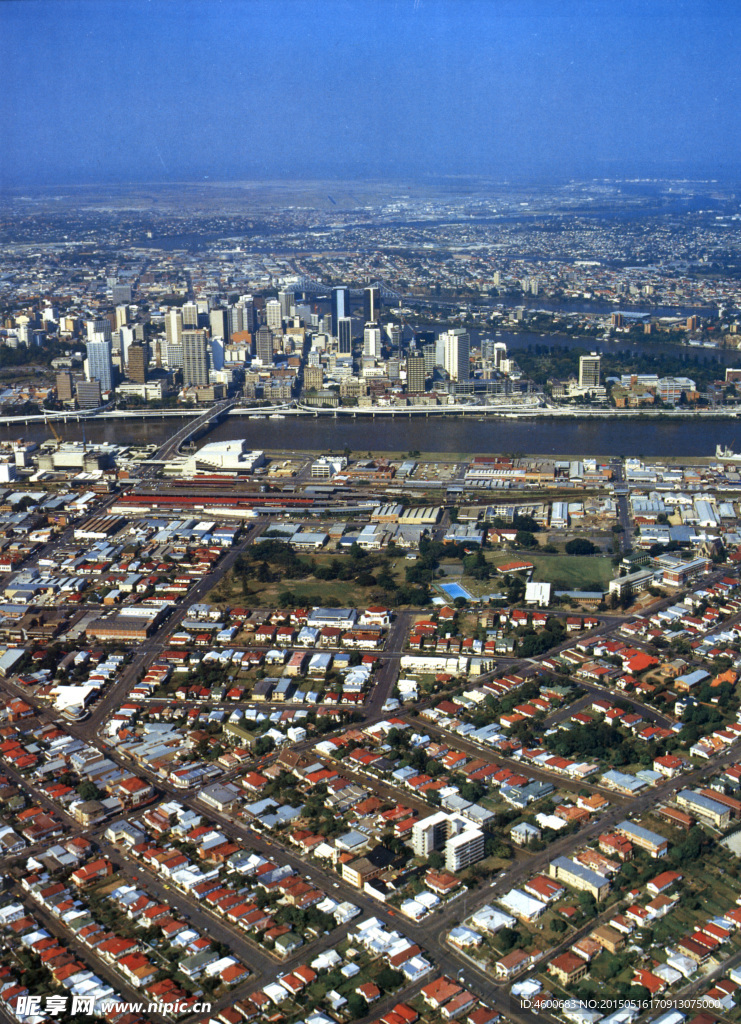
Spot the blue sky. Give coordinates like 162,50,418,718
1,0,739,186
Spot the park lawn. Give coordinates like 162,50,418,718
489,552,614,591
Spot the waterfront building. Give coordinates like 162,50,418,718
579,352,601,390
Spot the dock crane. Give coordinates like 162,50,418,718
43,411,62,445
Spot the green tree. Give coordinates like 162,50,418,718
565,538,599,555
77,780,102,801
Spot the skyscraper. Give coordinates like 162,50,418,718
363,323,381,359
127,344,148,384
240,296,257,335
406,355,426,393
493,341,508,368
165,309,183,348
86,318,112,343
255,326,274,364
337,316,353,355
165,341,183,370
579,352,601,390
442,329,470,382
331,287,350,329
265,299,282,331
56,371,74,403
181,301,199,328
85,337,113,392
209,308,228,341
182,329,209,386
111,282,132,304
363,286,381,324
278,289,294,319
119,325,136,370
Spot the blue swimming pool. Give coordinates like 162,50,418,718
439,582,474,601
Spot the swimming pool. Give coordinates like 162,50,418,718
439,581,475,601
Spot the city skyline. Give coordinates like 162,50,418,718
2,0,740,188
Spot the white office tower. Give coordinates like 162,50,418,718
266,299,282,331
337,316,353,354
229,297,256,336
165,341,183,370
493,341,508,368
86,318,112,343
119,325,136,369
115,305,129,330
442,328,470,381
579,352,601,389
165,308,183,348
278,289,294,319
210,336,225,372
85,337,113,392
386,324,402,349
363,323,382,359
181,301,199,328
209,308,228,342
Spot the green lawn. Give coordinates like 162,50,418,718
490,553,615,591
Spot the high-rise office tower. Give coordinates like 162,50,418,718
210,337,225,371
442,329,470,382
278,289,294,319
578,352,601,389
422,343,436,372
115,305,129,330
77,380,102,408
415,330,435,349
493,341,508,368
363,323,382,359
406,355,426,393
363,286,381,324
181,301,199,328
255,326,274,364
331,287,350,328
209,308,228,341
165,341,183,370
127,344,148,384
86,318,112,343
265,299,282,331
119,326,136,371
182,329,209,386
337,316,353,355
56,371,74,403
240,296,257,335
85,337,114,392
387,324,402,350
111,282,132,303
165,309,183,348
